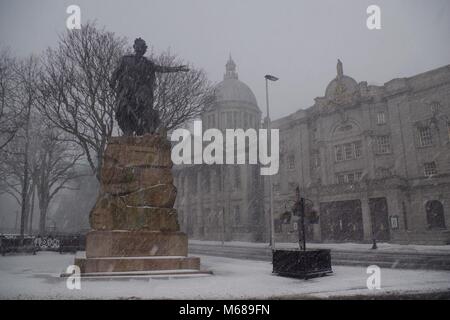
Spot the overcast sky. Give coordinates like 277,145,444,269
1,0,449,119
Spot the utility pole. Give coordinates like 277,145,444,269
264,74,278,249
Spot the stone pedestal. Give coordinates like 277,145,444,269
73,134,205,276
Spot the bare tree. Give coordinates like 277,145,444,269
38,23,214,181
37,22,127,181
33,125,84,234
0,56,41,235
0,48,23,150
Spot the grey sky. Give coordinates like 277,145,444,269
1,0,449,119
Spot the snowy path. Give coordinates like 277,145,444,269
189,240,450,254
0,252,449,299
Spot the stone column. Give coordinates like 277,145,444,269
360,190,373,241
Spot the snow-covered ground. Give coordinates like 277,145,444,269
0,252,449,299
190,240,450,254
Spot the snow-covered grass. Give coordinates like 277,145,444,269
1,252,449,299
189,240,450,254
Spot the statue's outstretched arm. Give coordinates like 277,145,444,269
154,64,189,73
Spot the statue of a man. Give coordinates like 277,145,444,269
337,59,343,79
111,38,189,136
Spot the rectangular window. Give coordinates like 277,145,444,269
227,112,233,128
234,206,240,224
287,155,295,169
347,173,355,183
221,112,227,128
430,102,440,114
447,122,450,141
312,151,320,168
377,112,386,125
234,168,241,190
336,174,345,184
376,135,391,154
376,168,391,178
203,172,211,192
419,127,433,147
336,171,362,184
243,113,248,128
344,143,353,160
335,141,362,161
354,141,362,158
424,162,437,176
335,145,343,161
192,176,197,194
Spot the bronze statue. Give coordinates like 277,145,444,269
111,38,189,135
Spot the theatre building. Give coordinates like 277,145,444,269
271,61,450,245
174,58,450,245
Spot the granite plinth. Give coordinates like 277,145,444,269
85,230,188,258
75,255,200,274
71,134,203,277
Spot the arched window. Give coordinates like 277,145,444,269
425,200,446,229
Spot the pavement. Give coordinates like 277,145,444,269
1,252,450,299
188,240,450,270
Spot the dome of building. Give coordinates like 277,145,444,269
325,59,359,98
214,56,259,109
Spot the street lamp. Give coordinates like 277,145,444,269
264,74,278,249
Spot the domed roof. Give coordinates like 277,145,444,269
214,56,259,109
325,59,358,98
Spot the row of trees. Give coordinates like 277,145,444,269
0,22,213,235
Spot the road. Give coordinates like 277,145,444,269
189,242,450,270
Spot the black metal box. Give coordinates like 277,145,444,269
272,249,332,279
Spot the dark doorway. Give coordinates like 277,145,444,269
369,197,390,241
426,200,446,229
320,200,364,241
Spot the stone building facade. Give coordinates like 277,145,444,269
271,61,450,245
173,57,265,241
174,59,450,245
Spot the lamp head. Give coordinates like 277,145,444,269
265,74,279,81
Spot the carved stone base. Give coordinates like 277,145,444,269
70,134,204,277
75,255,201,274
85,230,188,257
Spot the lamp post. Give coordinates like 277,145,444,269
296,186,308,251
264,74,278,249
